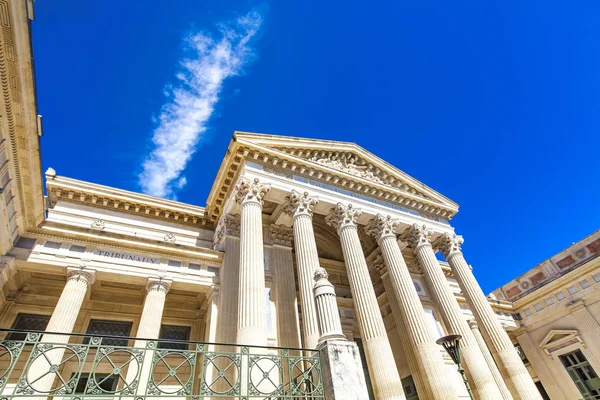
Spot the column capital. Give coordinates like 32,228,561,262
66,267,96,285
269,224,294,247
400,223,433,249
467,318,478,330
566,299,587,312
146,278,172,294
371,255,388,276
214,213,241,245
325,203,361,232
207,285,220,302
364,214,398,242
234,177,271,206
283,190,319,219
433,232,464,258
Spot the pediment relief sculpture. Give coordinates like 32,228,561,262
274,147,431,199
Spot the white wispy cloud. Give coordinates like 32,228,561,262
139,10,263,199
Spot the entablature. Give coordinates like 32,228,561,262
45,169,213,228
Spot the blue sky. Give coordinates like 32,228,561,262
33,1,600,293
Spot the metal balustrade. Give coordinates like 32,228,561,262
0,329,324,399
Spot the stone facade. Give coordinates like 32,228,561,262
492,229,600,399
0,0,577,398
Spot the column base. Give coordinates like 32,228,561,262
318,339,370,400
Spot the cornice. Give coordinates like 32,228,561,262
46,171,212,228
205,132,459,225
0,0,45,231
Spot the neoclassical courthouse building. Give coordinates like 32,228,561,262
0,1,599,400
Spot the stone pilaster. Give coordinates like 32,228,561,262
313,268,346,343
235,178,270,346
214,214,241,345
365,216,454,399
436,233,541,400
326,204,405,400
373,255,428,400
567,300,600,372
269,224,302,349
513,327,564,400
28,267,95,396
284,190,321,349
469,320,513,400
402,224,503,399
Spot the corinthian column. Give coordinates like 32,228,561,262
365,216,454,400
372,255,428,400
326,204,405,400
435,233,541,400
469,320,513,400
26,267,95,396
284,190,321,349
402,224,503,399
269,224,302,349
235,178,270,346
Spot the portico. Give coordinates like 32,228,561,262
0,132,540,400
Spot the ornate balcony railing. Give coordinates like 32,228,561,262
0,329,324,399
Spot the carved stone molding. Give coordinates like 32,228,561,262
66,267,96,285
401,224,432,249
269,224,294,247
314,267,329,281
434,233,464,258
364,214,398,241
91,219,105,230
213,214,241,245
325,203,361,231
164,232,176,243
234,178,271,205
147,278,172,294
371,255,387,276
283,190,319,218
328,273,350,287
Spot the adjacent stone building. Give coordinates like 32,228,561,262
0,0,596,399
492,230,600,399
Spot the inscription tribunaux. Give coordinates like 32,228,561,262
93,250,160,264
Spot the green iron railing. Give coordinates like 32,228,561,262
0,329,324,399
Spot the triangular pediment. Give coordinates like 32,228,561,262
206,131,459,224
540,329,580,349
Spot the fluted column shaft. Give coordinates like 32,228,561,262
236,178,270,346
469,320,513,400
29,268,95,396
313,268,346,343
269,226,302,348
513,328,565,400
285,190,321,349
134,279,171,345
326,204,405,400
366,216,454,400
438,234,541,400
376,261,427,400
405,224,503,399
129,278,171,396
219,238,240,344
